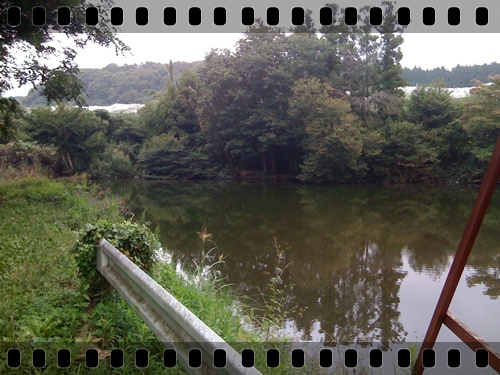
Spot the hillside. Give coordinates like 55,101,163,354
19,61,203,107
16,61,500,107
402,62,500,87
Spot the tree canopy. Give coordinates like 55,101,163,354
1,0,127,104
0,0,128,140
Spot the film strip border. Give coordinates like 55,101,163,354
2,0,500,32
3,344,499,373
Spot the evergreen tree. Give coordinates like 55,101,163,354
407,80,455,130
406,80,468,180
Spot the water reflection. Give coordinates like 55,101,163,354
109,180,500,343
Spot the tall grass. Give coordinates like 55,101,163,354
151,235,318,374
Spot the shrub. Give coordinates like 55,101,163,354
137,132,191,178
0,140,60,177
137,132,214,179
89,146,136,179
73,220,161,298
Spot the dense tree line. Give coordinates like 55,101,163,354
402,62,500,87
3,4,500,184
18,61,203,107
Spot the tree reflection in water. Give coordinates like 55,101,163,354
108,180,500,344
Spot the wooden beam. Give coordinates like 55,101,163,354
443,311,500,373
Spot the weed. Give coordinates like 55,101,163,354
73,220,161,299
247,237,305,341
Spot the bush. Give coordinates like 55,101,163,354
89,146,136,179
137,132,215,179
73,220,161,298
137,132,192,178
0,140,60,178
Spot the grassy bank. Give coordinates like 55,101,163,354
0,177,300,373
0,178,123,342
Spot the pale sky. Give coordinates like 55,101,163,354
5,33,500,97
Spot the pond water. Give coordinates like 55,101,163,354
109,180,500,348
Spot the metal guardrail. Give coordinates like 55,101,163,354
97,238,263,375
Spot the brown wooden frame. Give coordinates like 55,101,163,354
413,133,500,374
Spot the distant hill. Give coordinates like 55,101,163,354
402,62,500,87
17,61,500,107
19,61,203,107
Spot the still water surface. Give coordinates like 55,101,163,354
110,181,500,346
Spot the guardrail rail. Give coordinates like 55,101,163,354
97,238,263,375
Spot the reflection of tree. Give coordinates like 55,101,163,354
108,180,232,254
466,202,500,299
466,254,500,299
108,181,500,341
466,269,500,299
309,243,408,348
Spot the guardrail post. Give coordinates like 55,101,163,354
96,244,108,272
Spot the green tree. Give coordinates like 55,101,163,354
24,105,108,173
320,3,407,128
289,78,363,183
94,110,146,146
137,68,213,178
406,81,470,180
374,2,408,95
460,75,500,163
459,75,500,181
137,132,210,179
407,80,456,130
0,98,25,143
0,0,128,141
283,33,332,81
139,70,201,138
1,0,127,102
198,49,241,174
403,62,500,87
382,121,438,183
200,25,297,176
89,145,136,179
89,110,145,178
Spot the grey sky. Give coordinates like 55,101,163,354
6,33,500,96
